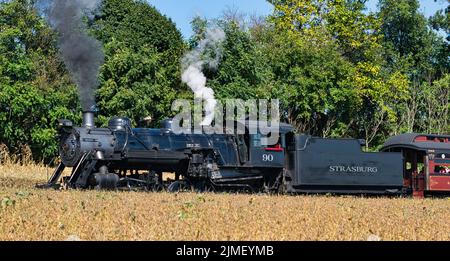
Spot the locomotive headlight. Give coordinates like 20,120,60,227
429,154,435,160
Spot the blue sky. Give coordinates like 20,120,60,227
147,0,273,38
147,0,448,39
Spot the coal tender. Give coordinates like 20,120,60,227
285,135,403,194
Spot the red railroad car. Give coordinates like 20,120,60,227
382,134,450,198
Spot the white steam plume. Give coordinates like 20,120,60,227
181,28,226,126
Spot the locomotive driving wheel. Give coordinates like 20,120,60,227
167,180,184,192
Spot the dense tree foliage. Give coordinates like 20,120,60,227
92,0,187,126
0,0,78,159
204,0,413,148
379,0,449,136
0,0,448,161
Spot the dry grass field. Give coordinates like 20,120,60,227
1,157,450,241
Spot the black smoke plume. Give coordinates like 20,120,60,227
44,0,104,111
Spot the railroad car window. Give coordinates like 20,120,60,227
406,162,412,170
434,165,450,174
417,163,425,173
252,133,283,150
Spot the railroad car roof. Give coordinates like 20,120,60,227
382,133,450,151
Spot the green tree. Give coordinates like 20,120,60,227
429,2,450,42
267,0,408,147
185,16,276,117
379,0,449,134
419,73,450,134
96,39,180,125
91,0,187,126
0,0,78,160
210,20,273,101
325,0,409,147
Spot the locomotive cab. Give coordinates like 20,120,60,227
245,122,293,169
198,120,293,192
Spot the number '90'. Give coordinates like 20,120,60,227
262,154,274,162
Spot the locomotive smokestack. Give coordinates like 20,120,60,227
82,111,95,128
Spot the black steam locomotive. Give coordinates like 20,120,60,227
40,112,450,197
